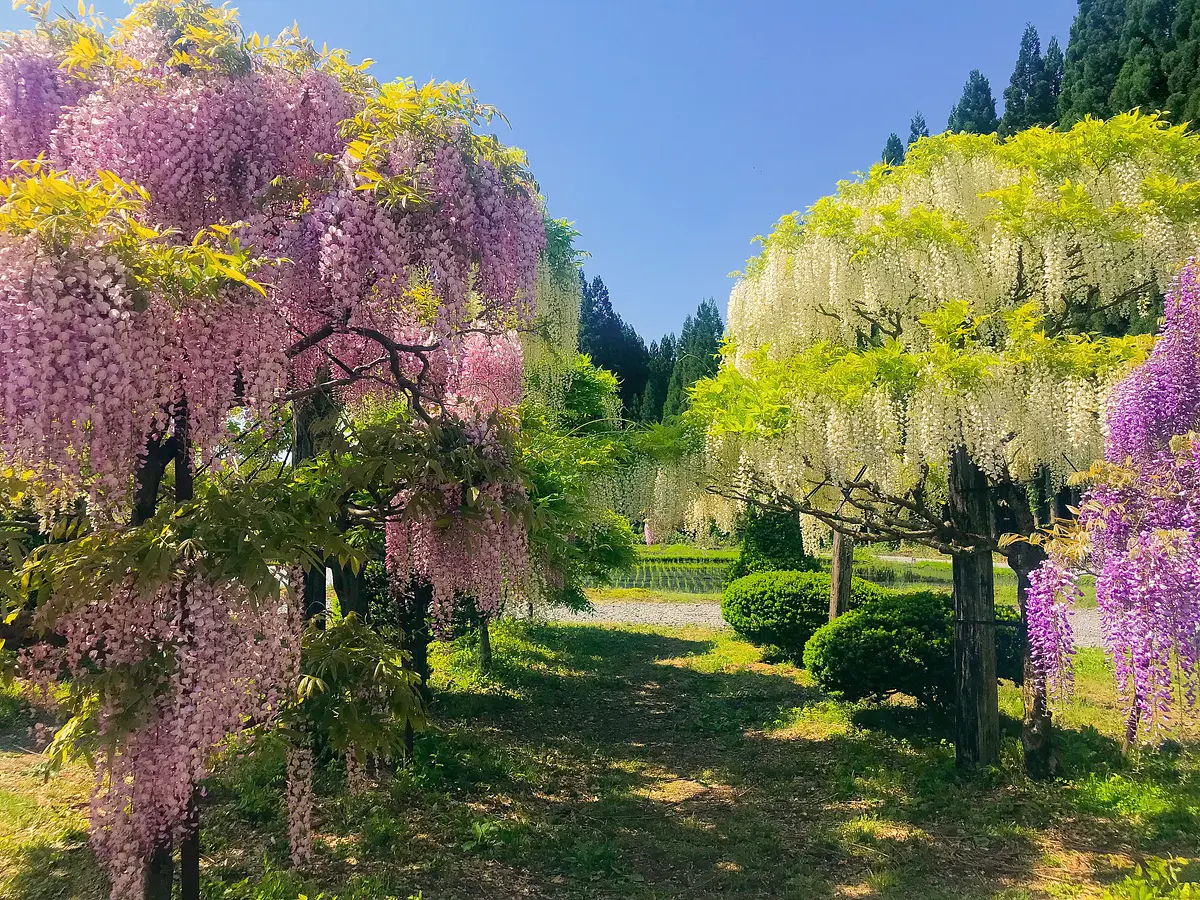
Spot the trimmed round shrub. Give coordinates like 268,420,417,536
803,590,1026,708
727,508,820,582
803,590,952,707
721,570,888,657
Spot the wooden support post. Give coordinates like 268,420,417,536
948,445,1000,770
829,531,855,621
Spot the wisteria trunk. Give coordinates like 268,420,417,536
293,382,336,626
133,427,180,900
145,847,173,900
829,531,855,621
331,562,369,620
1124,703,1142,754
1008,541,1056,779
180,790,201,900
399,580,433,759
948,446,1000,770
174,405,203,900
479,619,492,670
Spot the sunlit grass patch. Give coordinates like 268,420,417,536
0,743,103,900
652,626,766,673
765,700,854,740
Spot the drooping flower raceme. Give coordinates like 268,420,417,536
1028,260,1200,739
22,575,302,899
0,3,550,895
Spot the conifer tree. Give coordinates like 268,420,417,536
1166,0,1200,122
1002,24,1047,134
1059,0,1129,124
663,299,723,420
907,111,930,146
882,132,905,165
1111,0,1178,114
639,333,677,422
579,273,650,415
947,70,1000,134
1042,35,1066,118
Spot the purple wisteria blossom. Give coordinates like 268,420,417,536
1028,260,1200,741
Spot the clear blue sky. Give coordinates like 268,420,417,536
0,0,1077,341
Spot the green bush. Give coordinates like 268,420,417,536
995,604,1026,684
803,590,1025,708
721,570,887,657
727,507,818,582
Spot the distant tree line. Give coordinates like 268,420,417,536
577,271,723,423
881,0,1200,163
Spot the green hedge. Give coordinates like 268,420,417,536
721,570,888,657
727,508,818,582
803,590,1025,708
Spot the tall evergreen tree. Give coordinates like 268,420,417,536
1002,24,1048,134
1166,0,1200,122
578,272,650,415
663,299,724,420
907,111,930,146
1043,35,1066,114
1111,0,1179,114
1059,0,1129,125
638,333,677,422
947,70,1001,134
882,132,905,165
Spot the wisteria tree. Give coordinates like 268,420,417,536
686,114,1200,773
0,2,571,898
1027,259,1200,750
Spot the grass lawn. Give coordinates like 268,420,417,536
2,620,1197,899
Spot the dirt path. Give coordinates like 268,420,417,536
553,602,1104,648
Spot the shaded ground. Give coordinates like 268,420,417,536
1,621,1196,899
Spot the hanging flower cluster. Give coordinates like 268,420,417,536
21,575,302,898
728,116,1200,363
1028,261,1200,740
1,1,547,506
384,428,530,632
0,240,174,501
0,166,286,508
56,70,352,234
676,115,1200,539
522,219,584,415
0,2,551,894
0,39,87,166
448,332,525,418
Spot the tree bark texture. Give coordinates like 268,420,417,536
1009,540,1056,779
479,619,492,670
145,846,174,900
144,403,196,900
293,379,336,627
948,446,1000,770
331,561,369,620
993,479,1057,779
179,790,201,900
398,579,433,760
829,531,855,621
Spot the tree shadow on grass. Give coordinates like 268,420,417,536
381,623,1061,897
11,622,1197,900
421,623,1199,898
2,831,104,900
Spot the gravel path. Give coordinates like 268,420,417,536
553,602,1105,648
